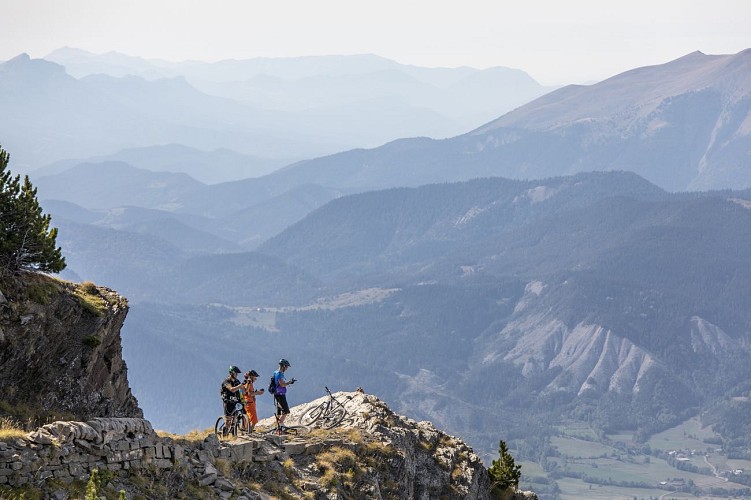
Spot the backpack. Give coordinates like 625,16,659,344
268,374,277,395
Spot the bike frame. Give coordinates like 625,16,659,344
215,401,249,438
300,386,350,429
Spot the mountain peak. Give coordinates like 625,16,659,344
0,52,67,78
8,52,31,63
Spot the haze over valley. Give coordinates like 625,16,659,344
3,35,751,499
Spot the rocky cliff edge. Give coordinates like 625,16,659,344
3,392,537,499
0,274,142,423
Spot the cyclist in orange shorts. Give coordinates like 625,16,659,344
242,370,264,431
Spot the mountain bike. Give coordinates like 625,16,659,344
299,386,351,429
214,400,250,439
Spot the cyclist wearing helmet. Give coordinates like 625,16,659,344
242,369,264,430
273,358,296,433
221,365,244,428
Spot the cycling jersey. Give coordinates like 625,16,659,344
221,375,240,401
273,370,287,395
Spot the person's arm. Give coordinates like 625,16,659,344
225,380,243,393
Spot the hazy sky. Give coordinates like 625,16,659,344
1,0,749,85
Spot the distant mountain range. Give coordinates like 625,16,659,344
33,161,342,248
0,49,552,172
36,144,286,185
31,49,751,254
45,47,549,132
252,49,751,193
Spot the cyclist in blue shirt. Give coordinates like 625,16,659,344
273,358,295,433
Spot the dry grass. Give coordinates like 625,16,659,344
155,428,213,443
0,416,26,440
451,464,465,480
418,439,435,452
79,281,98,294
214,458,231,477
363,439,393,456
316,446,361,488
74,281,109,316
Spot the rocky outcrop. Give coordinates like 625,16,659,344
2,393,537,499
0,273,536,498
274,390,495,499
0,274,141,422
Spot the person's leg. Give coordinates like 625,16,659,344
274,396,283,433
248,402,259,427
278,395,290,429
223,400,234,435
243,404,254,430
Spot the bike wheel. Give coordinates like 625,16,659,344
214,417,226,438
236,413,250,436
321,406,346,429
300,402,327,426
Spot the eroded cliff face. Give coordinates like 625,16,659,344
0,273,141,422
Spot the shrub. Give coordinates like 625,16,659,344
85,469,100,500
83,335,102,349
26,281,58,304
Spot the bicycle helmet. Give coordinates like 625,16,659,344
279,358,291,367
245,369,259,378
229,365,241,374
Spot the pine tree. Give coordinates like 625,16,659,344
488,439,522,496
0,145,65,275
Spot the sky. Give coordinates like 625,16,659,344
1,0,750,86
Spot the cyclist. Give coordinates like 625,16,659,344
242,369,264,431
220,365,244,432
273,358,296,434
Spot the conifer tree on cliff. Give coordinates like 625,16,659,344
0,145,65,275
488,439,522,496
